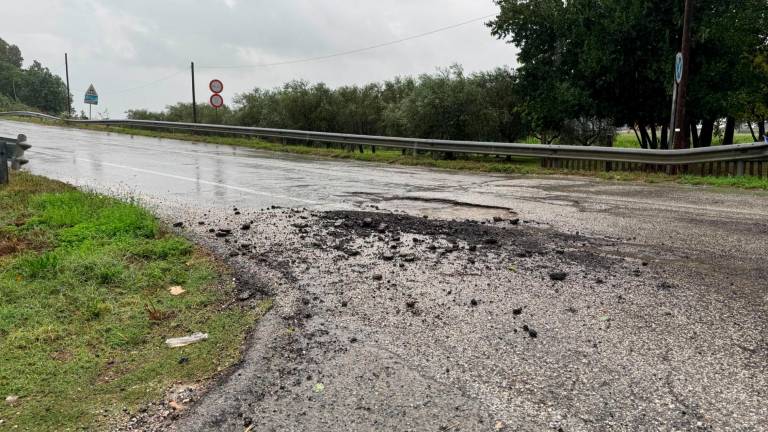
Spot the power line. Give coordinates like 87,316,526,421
198,14,495,70
104,70,186,95
65,13,496,100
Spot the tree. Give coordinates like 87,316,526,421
489,0,768,148
16,61,69,113
0,37,23,68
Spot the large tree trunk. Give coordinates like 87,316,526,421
747,121,758,141
759,119,766,141
699,118,714,147
649,124,659,149
661,125,669,149
689,120,700,148
637,124,651,149
633,125,645,148
723,116,736,145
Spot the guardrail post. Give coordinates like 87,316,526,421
0,141,8,185
736,160,745,177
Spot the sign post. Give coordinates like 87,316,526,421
209,79,224,122
668,52,683,149
84,84,99,119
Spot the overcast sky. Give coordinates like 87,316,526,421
2,0,516,118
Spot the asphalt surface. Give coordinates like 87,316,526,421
2,120,767,431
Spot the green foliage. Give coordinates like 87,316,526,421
129,65,527,143
0,173,260,430
489,0,768,148
0,37,69,114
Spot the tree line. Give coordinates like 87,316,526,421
129,65,531,143
0,37,70,113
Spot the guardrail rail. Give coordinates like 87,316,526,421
2,111,766,178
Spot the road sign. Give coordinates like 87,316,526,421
675,52,684,84
210,93,224,109
84,84,99,105
209,79,224,94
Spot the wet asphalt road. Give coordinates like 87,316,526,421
2,120,767,431
2,119,768,256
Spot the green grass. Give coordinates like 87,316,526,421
0,172,270,431
7,116,768,191
613,130,756,148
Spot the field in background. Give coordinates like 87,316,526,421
0,172,270,430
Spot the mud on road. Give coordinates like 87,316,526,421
123,205,766,432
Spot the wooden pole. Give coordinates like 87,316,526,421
191,62,198,124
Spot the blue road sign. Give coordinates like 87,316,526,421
84,84,99,105
675,53,684,84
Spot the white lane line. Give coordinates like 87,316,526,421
33,149,320,205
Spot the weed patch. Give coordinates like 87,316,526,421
0,172,265,430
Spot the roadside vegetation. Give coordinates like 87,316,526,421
0,172,269,430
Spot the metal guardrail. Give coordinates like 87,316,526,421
0,134,31,184
1,111,767,166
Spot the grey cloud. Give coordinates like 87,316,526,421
2,0,515,117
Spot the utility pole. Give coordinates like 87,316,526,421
191,61,198,123
65,53,72,117
673,0,694,149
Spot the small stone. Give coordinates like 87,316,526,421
341,301,348,307
198,221,205,225
238,291,253,301
549,271,568,281
512,307,523,315
382,251,395,261
178,357,189,365
173,222,184,228
405,300,416,309
376,223,388,233
510,218,520,225
483,238,498,245
399,252,416,262
468,245,477,252
334,219,344,227
5,395,19,406
362,218,374,227
470,299,479,307
229,251,240,257
372,274,383,281
241,223,251,230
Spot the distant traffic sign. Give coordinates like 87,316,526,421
210,93,224,109
675,52,684,84
209,79,224,94
84,84,99,105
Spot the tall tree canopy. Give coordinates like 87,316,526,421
489,0,768,147
0,37,69,114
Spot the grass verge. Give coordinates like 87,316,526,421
0,172,270,431
7,116,768,191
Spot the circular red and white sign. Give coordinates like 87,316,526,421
210,93,224,109
209,79,224,94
